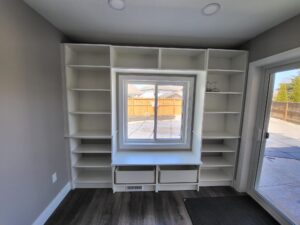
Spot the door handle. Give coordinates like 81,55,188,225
265,132,270,139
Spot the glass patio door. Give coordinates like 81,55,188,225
254,67,300,225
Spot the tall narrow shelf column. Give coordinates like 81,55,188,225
63,44,112,188
200,49,248,186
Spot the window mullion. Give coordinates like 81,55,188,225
154,84,158,141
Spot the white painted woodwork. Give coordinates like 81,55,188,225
115,166,156,184
63,44,248,191
159,166,198,183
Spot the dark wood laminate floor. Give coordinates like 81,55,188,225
46,187,244,225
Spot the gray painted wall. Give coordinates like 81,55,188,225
241,14,300,62
0,1,68,225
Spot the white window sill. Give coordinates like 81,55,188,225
112,151,201,166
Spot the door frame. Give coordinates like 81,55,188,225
247,62,300,225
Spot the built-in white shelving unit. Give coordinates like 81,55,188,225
63,44,247,191
201,49,248,186
63,44,113,188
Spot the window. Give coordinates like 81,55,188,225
118,74,195,149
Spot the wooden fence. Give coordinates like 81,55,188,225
271,101,300,124
128,98,182,118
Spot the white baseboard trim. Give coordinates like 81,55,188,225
32,182,71,225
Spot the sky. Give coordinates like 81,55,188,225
274,69,300,90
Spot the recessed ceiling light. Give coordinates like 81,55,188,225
202,3,221,16
108,0,125,10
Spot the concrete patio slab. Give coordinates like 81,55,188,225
258,118,300,224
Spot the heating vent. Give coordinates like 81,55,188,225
126,186,143,191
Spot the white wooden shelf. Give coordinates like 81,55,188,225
158,182,198,186
202,144,236,153
69,111,111,115
69,88,111,92
67,65,110,69
114,183,156,187
205,91,243,95
68,131,112,139
112,151,201,166
207,69,245,74
201,156,234,168
204,111,240,114
75,170,112,184
202,131,240,139
73,144,111,153
74,155,111,168
200,168,233,181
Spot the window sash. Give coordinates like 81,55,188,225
118,74,194,149
126,82,185,141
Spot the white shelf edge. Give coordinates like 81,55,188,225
202,137,240,140
69,111,112,115
73,150,111,154
67,65,110,69
74,165,111,168
202,149,235,153
67,131,112,139
202,132,240,139
201,150,235,153
204,111,241,114
205,91,243,95
114,183,156,186
207,69,245,74
158,182,198,185
69,88,111,92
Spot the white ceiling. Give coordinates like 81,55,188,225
24,0,300,48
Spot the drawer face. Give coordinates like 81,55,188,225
159,170,198,183
115,169,155,184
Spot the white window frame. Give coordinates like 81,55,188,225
118,74,195,150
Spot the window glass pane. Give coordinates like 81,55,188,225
157,85,183,139
127,84,155,139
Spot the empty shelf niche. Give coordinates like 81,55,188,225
201,152,235,168
75,168,112,184
207,49,247,71
66,67,110,91
203,114,240,138
160,48,205,70
159,165,198,183
74,154,111,168
65,44,110,66
204,94,242,113
67,91,111,113
206,72,244,93
68,114,111,138
202,139,237,153
115,166,155,184
73,139,111,154
112,46,159,68
200,167,233,182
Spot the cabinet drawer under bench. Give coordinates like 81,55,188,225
159,165,199,183
115,166,155,184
